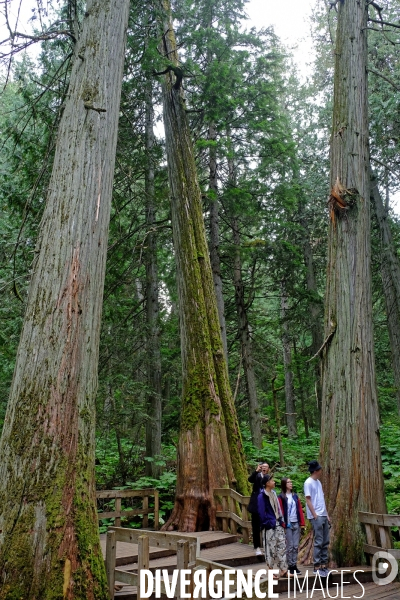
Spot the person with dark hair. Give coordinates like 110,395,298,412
257,474,288,578
278,478,305,575
304,460,331,577
248,462,270,556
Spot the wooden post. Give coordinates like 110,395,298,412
143,494,149,528
177,539,190,600
230,494,237,535
242,502,249,544
105,530,117,599
222,493,228,533
154,489,160,530
137,535,150,600
115,496,121,527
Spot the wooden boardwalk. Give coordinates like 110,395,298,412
101,530,400,599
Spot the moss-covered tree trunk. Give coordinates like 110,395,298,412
371,170,400,415
208,122,228,361
320,0,386,567
0,0,129,595
158,0,249,531
144,76,163,477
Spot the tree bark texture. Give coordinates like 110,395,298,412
208,122,228,361
144,77,163,477
158,1,249,531
0,0,129,596
320,0,386,566
231,217,262,448
371,171,400,415
280,283,297,438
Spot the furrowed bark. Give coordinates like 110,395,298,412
0,0,129,596
157,0,249,531
320,0,386,566
371,170,400,415
144,76,163,477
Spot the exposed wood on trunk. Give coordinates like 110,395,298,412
144,75,163,477
280,282,297,438
371,169,400,415
320,0,387,566
0,0,130,595
157,0,249,532
208,122,228,361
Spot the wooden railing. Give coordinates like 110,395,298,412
105,528,256,600
105,528,198,599
213,488,251,543
96,488,159,530
359,511,400,560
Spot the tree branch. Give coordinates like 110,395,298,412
367,67,400,91
368,17,400,30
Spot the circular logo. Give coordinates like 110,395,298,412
372,551,399,586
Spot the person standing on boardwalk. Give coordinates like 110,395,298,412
278,478,305,575
257,474,288,578
304,460,331,577
248,462,270,556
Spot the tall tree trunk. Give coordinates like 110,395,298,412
320,0,386,566
280,282,297,438
144,77,163,477
157,0,249,531
303,231,323,420
208,122,228,360
371,170,400,414
0,0,129,595
231,216,262,448
293,339,310,438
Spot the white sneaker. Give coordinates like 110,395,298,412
255,548,263,556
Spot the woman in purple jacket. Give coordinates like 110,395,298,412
257,475,288,578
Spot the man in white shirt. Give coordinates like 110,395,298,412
304,460,331,577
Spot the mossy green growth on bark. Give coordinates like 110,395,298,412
331,519,364,567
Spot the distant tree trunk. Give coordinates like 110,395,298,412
271,376,285,466
208,122,228,360
158,0,249,531
0,0,129,595
320,0,386,566
144,77,163,477
293,339,309,438
231,216,262,448
280,282,297,437
371,170,400,415
303,231,323,418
